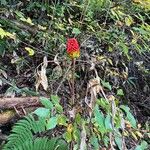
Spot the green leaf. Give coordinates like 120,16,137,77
0,28,15,40
0,28,7,39
47,138,57,149
90,134,99,150
46,117,57,130
94,105,106,134
56,139,68,150
33,107,50,118
40,97,53,110
0,40,5,56
101,80,112,90
57,114,68,126
15,10,25,19
96,98,110,112
125,16,133,26
72,28,81,35
115,114,122,128
51,95,60,104
105,114,112,130
120,42,129,58
128,77,136,88
135,141,148,150
64,131,72,143
120,105,137,128
20,17,34,25
103,135,109,147
72,125,80,142
55,103,63,113
75,113,82,125
117,89,124,96
50,95,63,113
73,144,78,150
25,47,35,56
115,134,122,150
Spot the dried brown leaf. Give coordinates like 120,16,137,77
85,76,101,116
35,56,48,91
88,77,101,94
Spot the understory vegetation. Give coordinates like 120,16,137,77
0,0,150,150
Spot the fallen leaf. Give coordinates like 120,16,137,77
35,56,48,91
85,76,101,117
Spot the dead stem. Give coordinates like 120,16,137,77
72,58,75,105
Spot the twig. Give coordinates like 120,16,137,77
71,58,75,105
20,40,55,56
79,0,90,27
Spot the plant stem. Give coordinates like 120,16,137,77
72,58,75,105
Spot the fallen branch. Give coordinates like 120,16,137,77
0,97,40,109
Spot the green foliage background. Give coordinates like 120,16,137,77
0,0,150,149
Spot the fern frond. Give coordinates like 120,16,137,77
3,137,68,150
2,114,68,150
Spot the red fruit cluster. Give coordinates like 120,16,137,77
66,38,80,58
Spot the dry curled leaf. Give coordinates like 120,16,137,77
88,77,101,94
35,56,48,91
85,76,101,117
